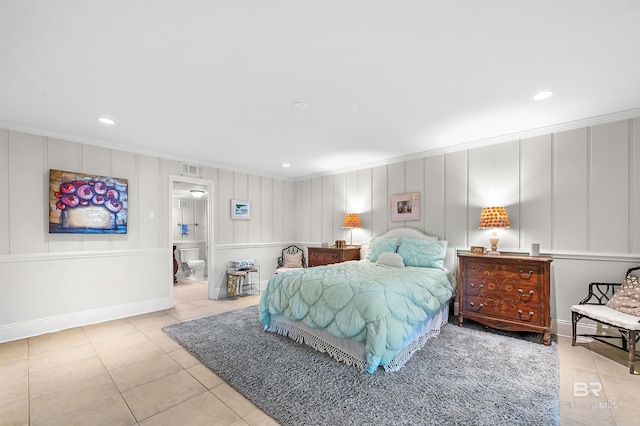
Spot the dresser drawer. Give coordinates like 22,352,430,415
465,260,543,283
309,251,341,266
308,247,360,267
462,295,542,325
463,278,540,303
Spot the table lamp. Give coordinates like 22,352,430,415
478,206,510,256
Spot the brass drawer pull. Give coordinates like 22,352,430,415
518,269,534,279
517,309,534,319
469,301,484,311
469,283,484,289
518,289,535,300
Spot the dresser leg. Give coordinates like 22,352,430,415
543,330,551,346
458,315,463,327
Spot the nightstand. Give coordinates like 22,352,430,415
457,253,553,345
307,246,360,267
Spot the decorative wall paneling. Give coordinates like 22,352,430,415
293,118,640,324
0,127,297,341
0,129,8,254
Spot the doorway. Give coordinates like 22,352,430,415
169,175,215,302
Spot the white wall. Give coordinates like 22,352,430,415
2,115,639,342
293,117,640,333
0,128,296,342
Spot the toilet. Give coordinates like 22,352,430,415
179,248,206,281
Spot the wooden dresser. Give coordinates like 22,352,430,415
308,246,361,267
457,253,553,345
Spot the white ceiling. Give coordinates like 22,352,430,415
1,1,639,180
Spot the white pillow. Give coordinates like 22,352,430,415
376,252,405,268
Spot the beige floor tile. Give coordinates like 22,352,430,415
139,391,241,426
190,298,218,307
557,338,598,372
99,340,164,371
559,416,590,425
187,363,225,389
28,327,89,355
0,396,28,426
29,355,106,398
598,372,640,424
167,305,219,321
165,301,199,313
0,339,28,363
30,371,120,425
122,370,207,421
589,341,638,377
241,408,280,426
39,393,136,426
128,313,180,332
559,402,616,426
110,353,183,392
140,328,183,352
84,320,151,352
167,347,200,369
28,341,98,374
82,317,136,336
0,359,28,403
89,322,137,340
212,383,258,418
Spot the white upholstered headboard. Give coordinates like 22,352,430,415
361,227,457,273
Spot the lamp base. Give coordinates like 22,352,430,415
487,232,501,256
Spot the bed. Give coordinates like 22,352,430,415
259,228,457,373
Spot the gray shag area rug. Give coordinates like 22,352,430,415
163,306,559,426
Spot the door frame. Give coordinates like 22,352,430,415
169,175,215,300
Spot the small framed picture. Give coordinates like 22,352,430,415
390,192,420,222
231,199,251,219
470,246,485,255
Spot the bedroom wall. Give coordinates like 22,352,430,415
293,116,640,334
0,128,295,342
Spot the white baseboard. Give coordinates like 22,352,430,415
553,318,622,342
0,297,173,343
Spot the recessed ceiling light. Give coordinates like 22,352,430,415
98,117,116,125
293,102,308,110
533,91,554,101
282,163,290,168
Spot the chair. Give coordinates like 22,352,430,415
571,266,640,374
275,245,307,274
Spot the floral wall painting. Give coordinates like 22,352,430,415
390,192,420,222
231,199,251,219
49,169,128,234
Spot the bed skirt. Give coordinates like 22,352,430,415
264,302,450,373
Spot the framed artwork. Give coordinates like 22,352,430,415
390,192,420,222
49,169,128,234
231,199,251,219
470,246,485,255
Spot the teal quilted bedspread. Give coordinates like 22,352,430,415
259,261,454,372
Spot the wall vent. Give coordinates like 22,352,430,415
180,162,204,177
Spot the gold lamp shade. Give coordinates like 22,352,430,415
342,213,361,246
478,206,510,229
478,206,510,255
342,213,361,229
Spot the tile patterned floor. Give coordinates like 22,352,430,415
1,278,638,425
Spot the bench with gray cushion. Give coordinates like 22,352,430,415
571,266,640,374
